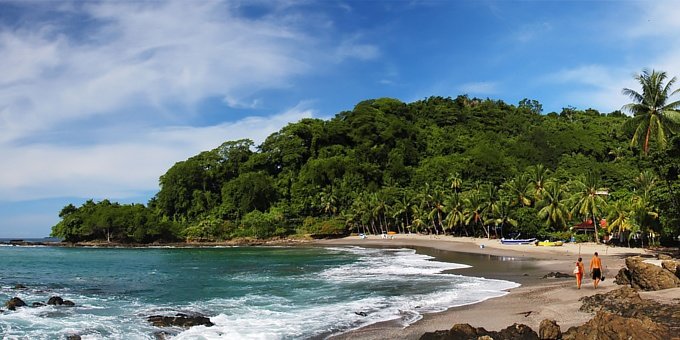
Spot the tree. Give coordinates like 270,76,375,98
622,69,680,155
536,181,570,231
607,199,634,246
571,172,608,243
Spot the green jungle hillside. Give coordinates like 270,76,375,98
51,71,680,246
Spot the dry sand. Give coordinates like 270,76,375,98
315,234,674,340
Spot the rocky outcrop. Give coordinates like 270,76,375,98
562,311,671,340
661,260,680,278
614,268,631,285
623,256,680,290
47,296,75,306
5,297,27,311
542,272,572,279
147,313,214,328
538,319,561,339
579,287,680,331
420,323,539,340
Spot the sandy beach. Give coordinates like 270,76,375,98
316,234,673,339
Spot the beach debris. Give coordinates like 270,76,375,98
420,322,538,340
541,272,571,279
147,313,214,328
5,297,27,311
621,256,680,291
47,296,76,306
561,311,670,340
517,311,533,317
538,319,561,339
354,311,368,317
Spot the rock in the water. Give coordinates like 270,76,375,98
562,311,671,340
5,297,27,311
420,323,539,340
66,335,82,340
625,256,680,290
542,272,572,279
13,284,27,289
539,319,561,339
148,313,214,328
47,296,64,305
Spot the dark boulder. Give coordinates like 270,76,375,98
538,319,561,339
562,311,671,340
5,297,27,311
614,268,631,285
66,335,82,340
63,300,75,306
13,284,27,289
542,272,572,279
420,323,538,340
625,256,680,290
147,313,214,328
47,296,64,305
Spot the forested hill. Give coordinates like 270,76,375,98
51,96,680,245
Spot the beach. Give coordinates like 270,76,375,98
317,234,668,339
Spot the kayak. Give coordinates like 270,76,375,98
537,240,563,246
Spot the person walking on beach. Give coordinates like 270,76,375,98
589,252,603,288
574,257,585,289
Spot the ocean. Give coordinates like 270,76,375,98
0,245,519,339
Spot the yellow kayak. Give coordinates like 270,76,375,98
537,240,563,246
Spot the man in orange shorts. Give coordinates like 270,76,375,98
589,252,603,288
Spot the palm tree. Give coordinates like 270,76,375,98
502,173,533,207
448,173,463,193
571,172,608,243
536,181,570,231
631,193,659,247
444,192,466,236
622,69,680,155
488,198,517,239
464,189,485,237
481,185,500,238
427,187,446,235
606,199,634,247
528,164,551,203
634,170,657,195
392,194,414,234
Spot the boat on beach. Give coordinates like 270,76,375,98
536,240,563,246
500,238,537,245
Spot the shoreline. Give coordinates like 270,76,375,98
315,234,654,340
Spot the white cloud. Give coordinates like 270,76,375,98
0,106,313,201
458,81,498,95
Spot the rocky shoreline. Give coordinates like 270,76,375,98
420,254,680,340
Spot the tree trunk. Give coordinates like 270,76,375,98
592,213,600,244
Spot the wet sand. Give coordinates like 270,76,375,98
316,235,654,340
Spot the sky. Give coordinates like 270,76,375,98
1,0,680,238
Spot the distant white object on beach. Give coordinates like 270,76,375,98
480,245,485,249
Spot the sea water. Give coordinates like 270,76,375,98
0,245,519,339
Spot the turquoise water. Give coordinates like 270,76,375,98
0,245,518,339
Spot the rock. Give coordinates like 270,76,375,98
542,272,572,279
614,268,631,285
66,335,82,340
562,311,671,340
5,297,27,311
420,323,539,340
32,302,46,307
63,300,75,306
147,313,214,328
47,296,64,305
661,260,679,276
625,256,680,290
539,319,561,339
13,284,27,289
579,287,680,330
658,254,672,260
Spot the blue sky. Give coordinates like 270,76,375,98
2,0,680,237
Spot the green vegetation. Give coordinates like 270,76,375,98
52,70,680,246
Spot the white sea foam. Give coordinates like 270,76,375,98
0,246,519,339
